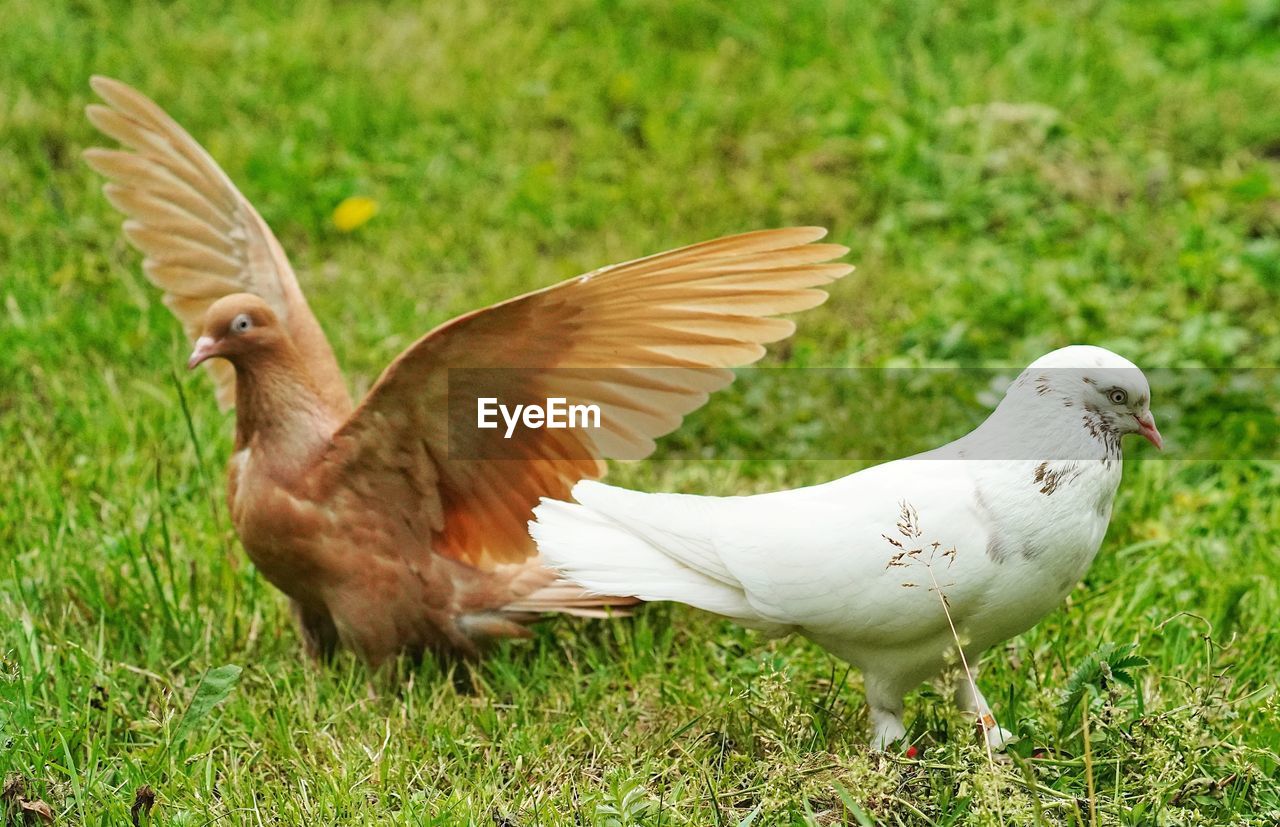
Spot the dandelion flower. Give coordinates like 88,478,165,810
332,196,378,232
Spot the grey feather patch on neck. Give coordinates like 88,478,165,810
975,486,1031,563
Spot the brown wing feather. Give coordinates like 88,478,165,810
83,76,350,415
320,228,853,570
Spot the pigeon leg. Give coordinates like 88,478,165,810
864,679,908,751
954,671,1016,750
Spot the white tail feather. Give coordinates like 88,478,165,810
529,484,762,622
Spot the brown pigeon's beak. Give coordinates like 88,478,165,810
187,336,219,369
1135,411,1163,450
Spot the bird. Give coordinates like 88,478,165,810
82,76,853,667
530,345,1163,750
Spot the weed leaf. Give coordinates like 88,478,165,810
1059,643,1149,736
174,664,242,742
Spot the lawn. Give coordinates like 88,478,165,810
1,0,1279,824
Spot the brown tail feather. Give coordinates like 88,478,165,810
504,579,641,618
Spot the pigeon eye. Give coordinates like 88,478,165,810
231,314,253,334
1107,388,1128,405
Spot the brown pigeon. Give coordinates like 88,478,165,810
84,76,853,666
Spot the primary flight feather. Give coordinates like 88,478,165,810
531,346,1163,749
85,75,853,665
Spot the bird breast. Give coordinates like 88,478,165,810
226,447,335,596
958,458,1121,645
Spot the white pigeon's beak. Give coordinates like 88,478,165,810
187,336,219,370
1134,411,1163,450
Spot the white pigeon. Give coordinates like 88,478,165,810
529,345,1163,750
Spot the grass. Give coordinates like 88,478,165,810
2,0,1279,823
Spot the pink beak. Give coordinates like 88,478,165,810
187,336,219,369
1135,411,1163,450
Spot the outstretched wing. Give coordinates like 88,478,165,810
84,76,350,414
319,228,852,570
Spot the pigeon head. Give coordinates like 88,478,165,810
1016,345,1162,451
187,294,287,370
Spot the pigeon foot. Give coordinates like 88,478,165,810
978,715,1018,751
